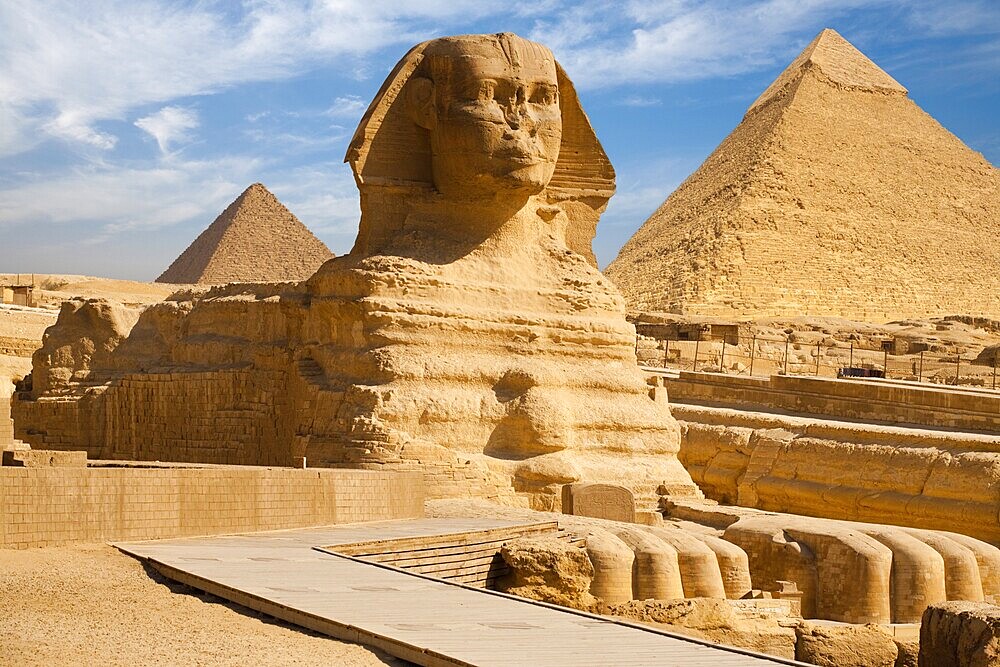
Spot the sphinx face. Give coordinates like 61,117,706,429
423,35,563,200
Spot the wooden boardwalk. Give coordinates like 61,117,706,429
117,518,805,667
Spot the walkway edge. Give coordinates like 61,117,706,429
123,549,472,667
314,545,809,667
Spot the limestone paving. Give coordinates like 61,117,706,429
116,519,805,666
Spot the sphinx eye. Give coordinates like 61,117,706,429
476,80,497,102
530,85,558,105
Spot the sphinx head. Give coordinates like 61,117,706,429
344,33,614,261
407,34,562,200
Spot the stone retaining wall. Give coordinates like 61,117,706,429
665,371,1000,433
0,465,423,548
674,406,1000,542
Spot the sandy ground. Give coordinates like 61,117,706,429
0,306,56,339
0,543,405,667
1,274,180,309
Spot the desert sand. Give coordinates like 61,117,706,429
0,543,402,667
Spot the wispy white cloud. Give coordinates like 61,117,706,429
619,96,662,107
0,154,260,238
901,0,1000,37
2,0,995,159
43,112,118,150
135,106,200,153
532,0,887,88
0,0,513,158
324,95,368,120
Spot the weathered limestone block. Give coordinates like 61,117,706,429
1,450,86,467
606,598,798,660
583,528,634,604
908,530,985,603
919,601,1000,667
607,525,684,601
725,515,893,624
647,526,727,599
14,33,703,508
31,300,142,395
938,531,1000,604
860,526,946,624
497,536,596,610
678,422,752,504
689,533,754,600
676,414,1000,543
795,622,899,667
562,482,636,522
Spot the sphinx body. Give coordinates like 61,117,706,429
14,34,700,508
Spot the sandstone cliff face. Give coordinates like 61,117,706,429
606,28,1000,321
14,33,701,508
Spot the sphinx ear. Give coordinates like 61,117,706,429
406,77,436,130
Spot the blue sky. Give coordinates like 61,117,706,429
1,0,997,280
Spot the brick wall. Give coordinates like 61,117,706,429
0,466,423,549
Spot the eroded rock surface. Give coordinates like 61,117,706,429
795,622,898,667
497,536,596,609
919,602,1000,667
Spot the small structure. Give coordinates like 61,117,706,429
562,482,637,522
0,284,36,307
630,315,743,345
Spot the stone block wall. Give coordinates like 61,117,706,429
17,368,293,465
665,371,1000,433
0,466,423,548
675,408,1000,542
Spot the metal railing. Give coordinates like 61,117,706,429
636,333,999,390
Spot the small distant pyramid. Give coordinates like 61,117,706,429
156,183,333,285
606,29,1000,321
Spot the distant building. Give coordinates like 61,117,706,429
0,284,36,308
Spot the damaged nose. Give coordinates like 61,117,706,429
503,85,528,130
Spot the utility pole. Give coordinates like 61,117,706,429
815,342,821,376
720,339,727,373
694,338,700,373
749,335,756,377
784,338,789,375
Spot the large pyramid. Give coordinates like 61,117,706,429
156,183,333,284
606,29,1000,321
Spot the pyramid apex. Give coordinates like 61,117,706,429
748,28,906,113
242,182,272,195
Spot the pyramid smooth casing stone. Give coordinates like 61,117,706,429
606,28,1000,321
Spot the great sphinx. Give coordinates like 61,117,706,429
15,33,701,508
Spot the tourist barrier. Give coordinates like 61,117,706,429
637,333,999,390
